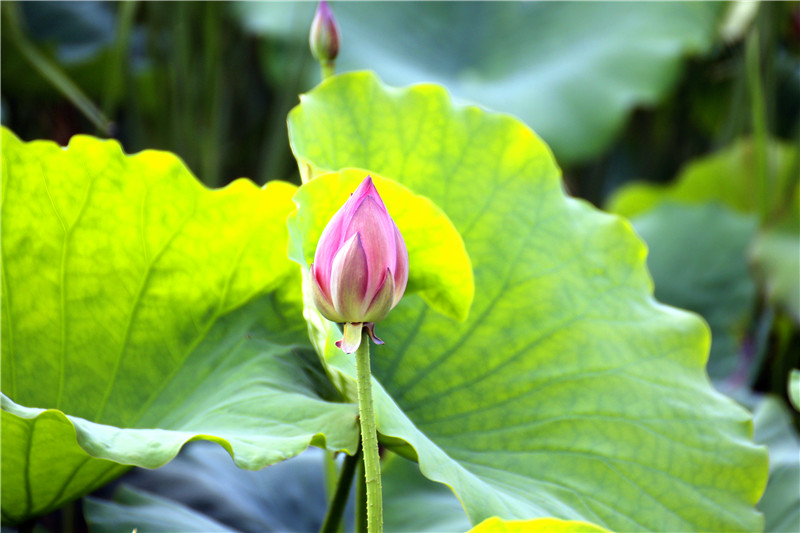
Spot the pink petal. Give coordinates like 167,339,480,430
311,265,344,323
392,224,409,306
352,176,388,211
313,206,349,295
312,175,407,322
344,196,397,297
362,268,395,323
330,233,369,322
313,177,378,293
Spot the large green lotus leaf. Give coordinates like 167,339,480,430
235,2,723,165
1,396,129,525
606,139,799,220
469,516,608,533
380,453,472,533
288,168,473,323
752,397,800,533
0,128,359,523
287,72,768,531
630,202,759,378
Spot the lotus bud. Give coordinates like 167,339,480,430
311,176,409,354
309,1,339,64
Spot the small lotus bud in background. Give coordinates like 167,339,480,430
309,0,339,77
311,176,409,353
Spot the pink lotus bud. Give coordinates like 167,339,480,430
309,1,339,63
311,176,409,353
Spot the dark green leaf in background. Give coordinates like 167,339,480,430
84,444,471,533
630,202,759,379
609,139,800,324
607,139,799,221
85,485,232,533
752,397,800,533
234,1,724,165
18,1,114,64
751,228,800,323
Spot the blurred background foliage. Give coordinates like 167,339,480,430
2,1,799,532
4,2,799,197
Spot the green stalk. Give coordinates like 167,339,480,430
257,24,312,184
324,451,338,505
319,447,361,533
102,1,138,121
3,1,111,134
174,3,193,172
200,1,224,188
745,29,769,223
355,330,382,533
321,60,335,81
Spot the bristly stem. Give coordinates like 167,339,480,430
319,446,361,533
355,329,383,533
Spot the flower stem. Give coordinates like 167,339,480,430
745,29,769,223
319,447,361,533
321,60,335,80
355,329,382,533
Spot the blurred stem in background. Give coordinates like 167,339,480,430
144,2,227,187
256,7,312,185
320,447,361,533
743,2,800,229
1,1,796,198
1,1,309,187
2,1,112,135
102,1,137,125
746,29,771,223
569,2,799,208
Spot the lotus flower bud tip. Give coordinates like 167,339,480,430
309,1,339,63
